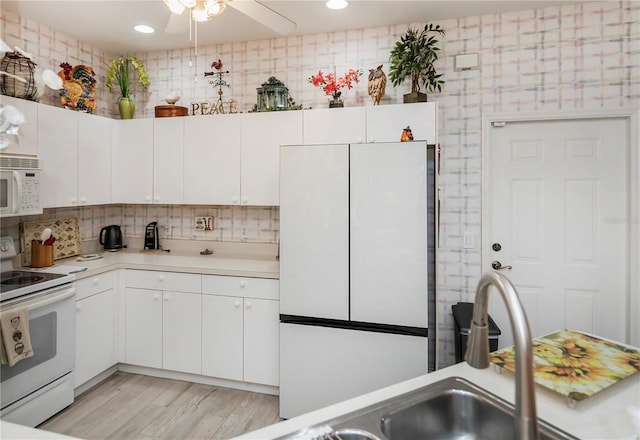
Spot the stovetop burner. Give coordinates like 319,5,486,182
0,270,67,294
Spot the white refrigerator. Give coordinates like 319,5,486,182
279,141,436,419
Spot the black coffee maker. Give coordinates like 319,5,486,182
144,222,159,250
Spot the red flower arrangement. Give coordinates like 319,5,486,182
308,68,363,101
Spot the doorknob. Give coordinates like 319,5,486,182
491,260,512,270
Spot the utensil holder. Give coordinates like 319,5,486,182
31,240,54,267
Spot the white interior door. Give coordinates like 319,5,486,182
484,116,629,348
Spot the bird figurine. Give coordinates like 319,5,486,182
401,126,414,142
211,59,223,71
368,64,386,105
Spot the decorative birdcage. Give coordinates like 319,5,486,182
0,52,38,101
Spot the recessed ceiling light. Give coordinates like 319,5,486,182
134,24,155,34
326,0,348,10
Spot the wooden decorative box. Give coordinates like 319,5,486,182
155,105,188,118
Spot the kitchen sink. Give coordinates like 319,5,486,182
282,377,579,440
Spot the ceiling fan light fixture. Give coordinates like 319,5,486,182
178,0,197,8
206,0,226,18
326,0,348,10
163,0,186,14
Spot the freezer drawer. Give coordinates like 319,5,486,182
279,323,428,419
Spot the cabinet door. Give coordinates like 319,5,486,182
302,107,365,145
366,102,437,144
241,111,302,206
202,295,243,381
154,117,183,204
162,290,201,374
1,96,38,156
78,112,111,205
279,144,349,320
75,289,117,387
244,298,279,386
125,287,162,368
184,114,241,205
38,105,78,208
111,119,153,203
350,142,427,328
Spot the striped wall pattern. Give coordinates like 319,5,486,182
1,1,638,367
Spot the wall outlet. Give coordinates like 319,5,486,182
463,232,475,249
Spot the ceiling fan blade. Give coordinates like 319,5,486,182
164,12,190,34
228,0,296,35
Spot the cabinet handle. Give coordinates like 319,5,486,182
145,195,152,202
93,278,99,285
242,197,248,204
245,301,252,309
154,196,160,202
239,281,246,288
164,293,169,301
231,196,238,204
71,198,78,205
158,274,165,281
153,293,160,300
234,300,241,308
76,304,82,311
80,197,87,204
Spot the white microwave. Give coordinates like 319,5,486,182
0,156,42,217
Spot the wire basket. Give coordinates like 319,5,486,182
0,52,38,101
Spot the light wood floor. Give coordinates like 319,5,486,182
39,372,283,440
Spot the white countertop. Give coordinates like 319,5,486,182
44,246,280,280
233,362,640,440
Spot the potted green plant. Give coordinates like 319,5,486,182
388,23,445,103
105,56,149,119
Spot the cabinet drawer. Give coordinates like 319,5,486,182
202,275,278,300
125,270,201,293
76,271,115,300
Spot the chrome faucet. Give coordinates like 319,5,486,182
465,271,539,440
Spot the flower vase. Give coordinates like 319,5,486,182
329,92,344,108
118,96,135,119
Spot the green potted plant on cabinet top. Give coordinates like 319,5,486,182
105,55,149,119
388,23,445,103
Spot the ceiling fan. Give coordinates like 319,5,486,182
163,0,296,35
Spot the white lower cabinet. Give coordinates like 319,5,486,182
124,270,202,374
202,275,279,386
75,272,117,388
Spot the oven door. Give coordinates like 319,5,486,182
0,169,16,217
0,283,76,409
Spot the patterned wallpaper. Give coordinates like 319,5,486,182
1,1,638,367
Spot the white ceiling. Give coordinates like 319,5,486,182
1,0,585,54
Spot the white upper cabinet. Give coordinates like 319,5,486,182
111,118,154,203
153,117,184,204
184,114,241,205
78,112,111,206
241,111,302,206
303,107,365,145
366,102,437,144
1,96,38,156
38,105,78,208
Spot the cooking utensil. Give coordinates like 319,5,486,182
40,228,52,243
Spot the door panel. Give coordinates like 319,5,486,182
486,117,629,347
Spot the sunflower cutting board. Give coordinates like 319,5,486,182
490,330,640,404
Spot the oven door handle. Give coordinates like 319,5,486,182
3,285,76,312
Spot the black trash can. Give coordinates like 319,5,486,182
452,302,501,363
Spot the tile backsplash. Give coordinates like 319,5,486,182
1,1,638,367
0,204,279,250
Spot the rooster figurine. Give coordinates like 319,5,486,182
368,64,386,105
